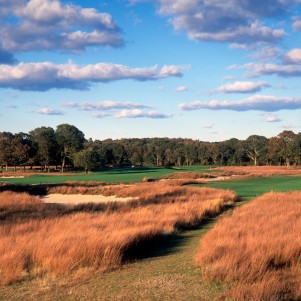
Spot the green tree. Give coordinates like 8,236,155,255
277,130,296,167
0,132,30,171
56,124,85,172
0,132,14,171
30,127,58,172
291,133,301,165
74,149,102,173
244,135,268,166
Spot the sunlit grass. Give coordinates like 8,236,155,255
197,191,301,300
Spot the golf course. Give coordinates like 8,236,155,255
1,165,301,300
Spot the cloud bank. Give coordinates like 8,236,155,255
212,81,270,94
34,108,64,115
178,95,301,112
62,100,170,119
132,0,294,47
61,100,151,111
0,62,183,91
115,109,171,118
0,0,123,54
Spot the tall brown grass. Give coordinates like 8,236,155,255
0,191,47,222
0,185,236,285
197,191,301,300
217,165,301,176
0,191,43,209
47,181,224,206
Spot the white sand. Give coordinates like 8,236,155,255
0,176,25,178
41,194,136,205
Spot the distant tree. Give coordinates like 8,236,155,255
277,130,296,167
173,145,185,166
74,149,102,173
165,148,173,166
244,135,268,166
184,143,198,165
291,133,301,165
13,133,32,171
197,142,210,165
56,124,85,172
209,143,220,165
0,132,14,171
111,143,127,165
223,139,246,166
0,132,30,171
30,127,58,172
268,136,282,165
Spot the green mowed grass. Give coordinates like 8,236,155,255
0,166,217,185
204,175,301,198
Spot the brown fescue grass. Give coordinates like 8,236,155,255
46,178,208,196
0,191,47,221
216,165,301,176
0,191,43,209
0,185,236,285
196,191,301,300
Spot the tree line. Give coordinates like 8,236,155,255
1,123,301,172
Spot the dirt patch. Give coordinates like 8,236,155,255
41,194,137,205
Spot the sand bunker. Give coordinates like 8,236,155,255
42,194,136,205
0,176,25,178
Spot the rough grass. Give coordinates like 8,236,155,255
0,184,236,285
44,180,221,206
196,191,301,300
216,165,301,176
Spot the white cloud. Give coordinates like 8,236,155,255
264,114,281,122
91,112,111,118
132,0,292,47
175,85,188,92
212,81,270,94
77,101,150,111
0,0,123,53
251,46,280,61
34,107,64,115
61,100,170,119
0,61,183,91
235,62,301,78
115,109,171,118
61,101,79,108
178,95,301,112
283,48,301,64
292,17,301,31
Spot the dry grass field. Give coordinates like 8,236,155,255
0,182,236,286
197,191,301,300
217,165,301,176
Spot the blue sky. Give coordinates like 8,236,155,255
1,0,301,141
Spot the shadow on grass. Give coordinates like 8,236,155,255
122,233,188,263
99,166,167,175
122,213,227,264
133,198,251,263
